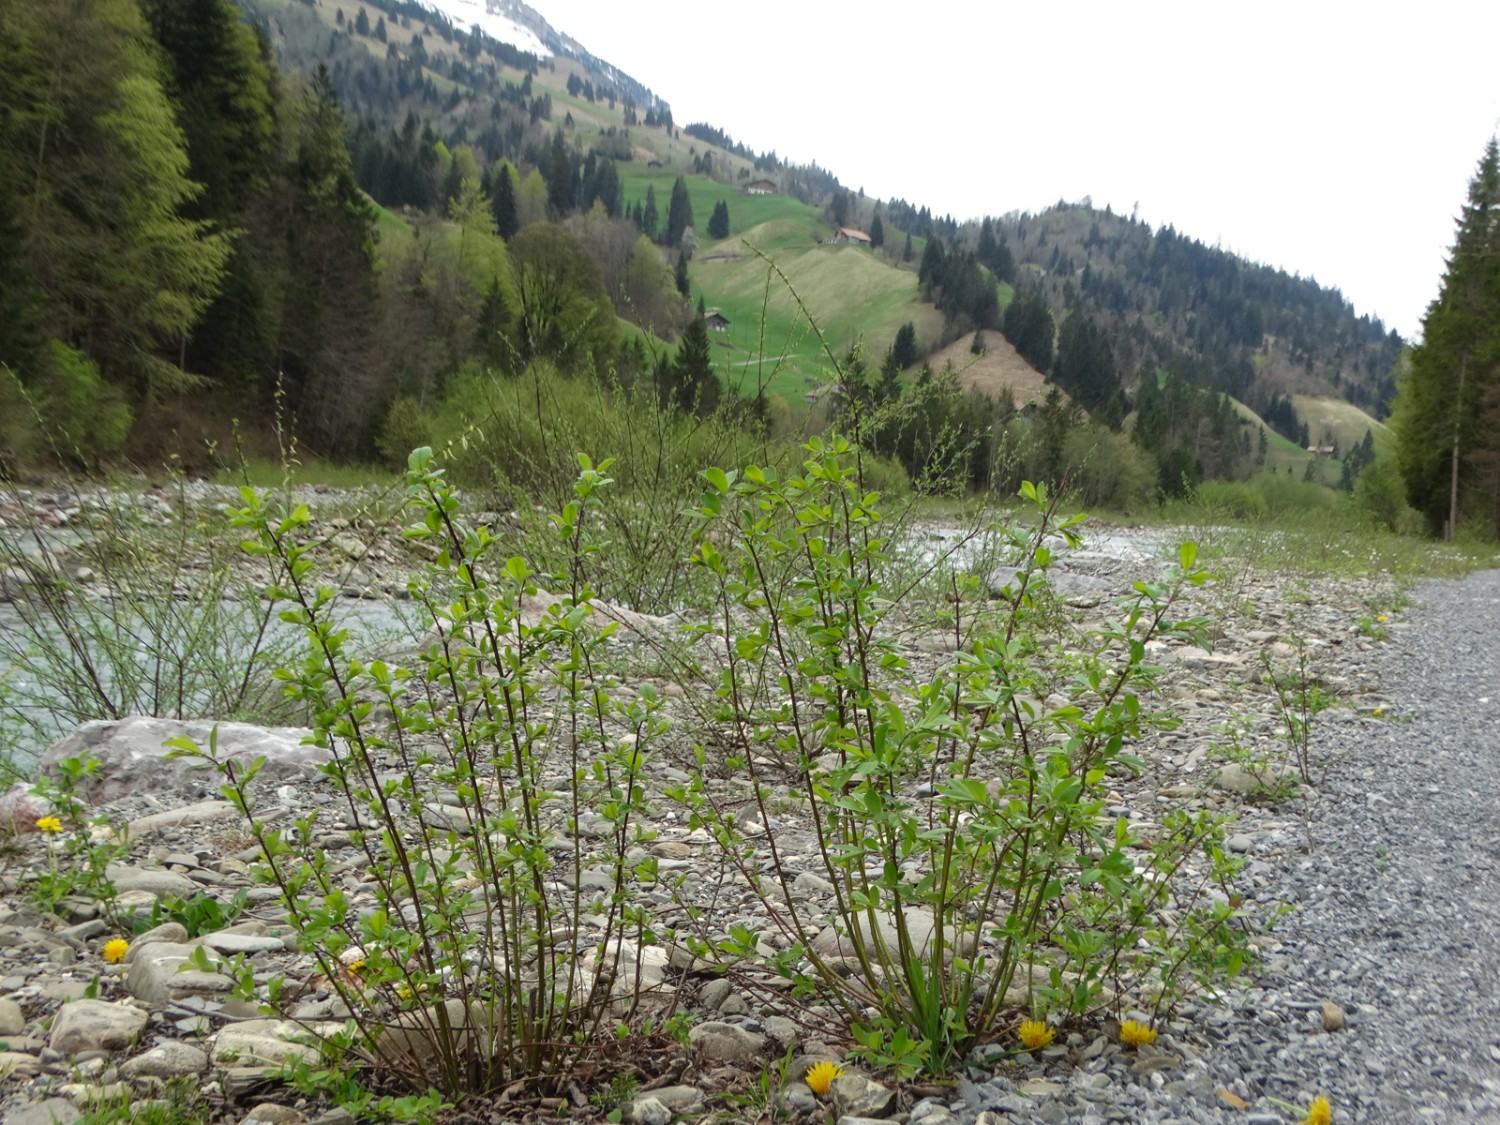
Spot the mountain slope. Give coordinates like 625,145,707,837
989,203,1403,417
239,0,1403,441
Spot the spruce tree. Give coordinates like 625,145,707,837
660,313,717,415
891,322,918,370
707,199,729,239
642,184,658,241
1053,311,1119,412
1393,137,1500,537
491,160,519,239
664,176,693,247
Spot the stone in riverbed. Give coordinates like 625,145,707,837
119,1040,210,1078
122,799,241,838
124,922,190,959
201,931,286,955
831,1073,895,1119
0,784,56,835
687,1020,766,1063
0,1052,42,1079
241,1105,307,1125
106,864,201,900
0,997,25,1035
627,1097,671,1125
47,998,148,1054
127,942,234,1004
38,717,331,802
7,1099,81,1125
212,1020,321,1068
1212,762,1294,797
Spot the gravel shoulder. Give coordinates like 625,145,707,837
1214,568,1500,1123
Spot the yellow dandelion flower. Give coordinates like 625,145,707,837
102,938,129,964
1119,1019,1157,1047
1302,1095,1332,1125
35,816,64,834
1018,1019,1055,1050
804,1060,843,1096
1376,614,1388,623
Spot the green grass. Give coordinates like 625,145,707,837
613,174,944,402
694,233,944,402
618,166,824,243
573,154,941,404
369,198,415,236
1102,481,1496,581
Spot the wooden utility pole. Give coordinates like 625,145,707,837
1448,357,1466,541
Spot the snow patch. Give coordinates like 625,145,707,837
413,0,550,57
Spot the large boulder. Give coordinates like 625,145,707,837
38,717,331,802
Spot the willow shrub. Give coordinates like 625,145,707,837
173,449,666,1108
669,434,1252,1077
0,472,306,767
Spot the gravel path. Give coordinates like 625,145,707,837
929,568,1500,1125
1081,569,1500,1125
1251,567,1500,1123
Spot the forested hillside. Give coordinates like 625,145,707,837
996,204,1403,414
0,0,1434,526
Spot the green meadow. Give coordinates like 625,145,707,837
617,168,944,401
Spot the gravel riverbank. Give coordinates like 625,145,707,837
1,511,1497,1125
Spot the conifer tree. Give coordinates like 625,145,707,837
1053,311,1119,412
642,184,658,241
707,199,729,239
891,322,919,370
664,176,693,247
1393,137,1500,537
0,0,231,398
277,66,379,451
491,160,519,239
659,311,717,415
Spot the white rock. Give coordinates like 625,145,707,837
39,717,331,802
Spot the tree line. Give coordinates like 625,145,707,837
0,0,705,470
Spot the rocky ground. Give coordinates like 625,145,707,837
1,491,1498,1125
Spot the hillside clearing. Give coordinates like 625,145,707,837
922,331,1051,406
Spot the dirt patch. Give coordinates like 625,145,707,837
921,331,1054,406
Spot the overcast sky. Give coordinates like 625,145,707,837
524,0,1500,339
